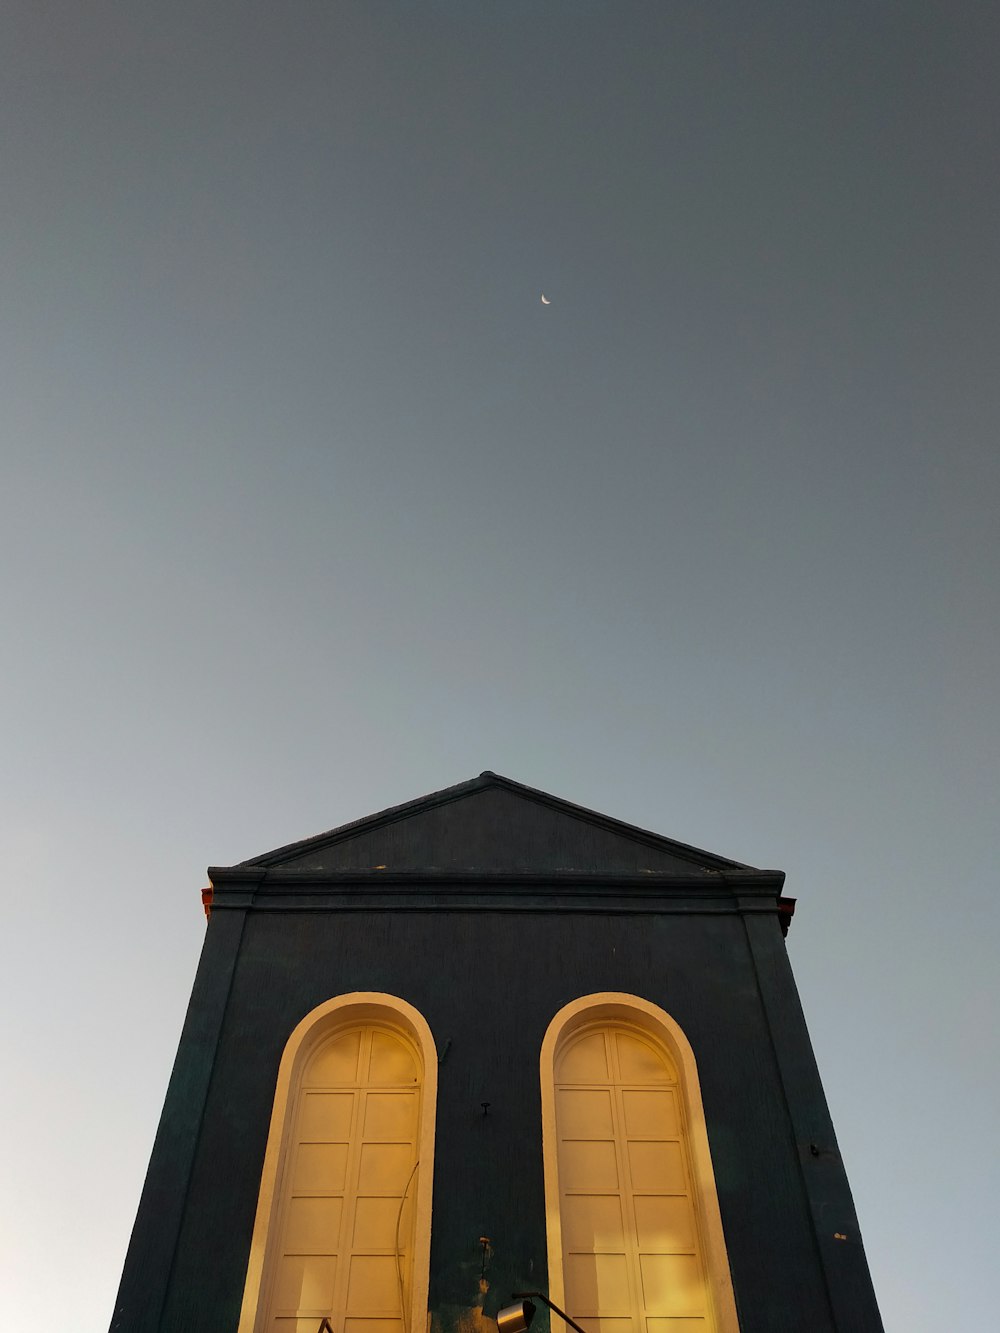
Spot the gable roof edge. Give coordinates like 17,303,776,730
235,771,760,872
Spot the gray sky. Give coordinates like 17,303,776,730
2,3,997,1328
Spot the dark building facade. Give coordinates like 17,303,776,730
112,772,882,1333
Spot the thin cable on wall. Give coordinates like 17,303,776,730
395,1158,420,1333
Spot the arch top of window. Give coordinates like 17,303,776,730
285,993,434,1079
555,1019,680,1085
302,1020,421,1088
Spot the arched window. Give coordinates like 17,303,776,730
540,994,738,1333
239,994,437,1333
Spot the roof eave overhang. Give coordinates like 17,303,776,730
208,865,785,891
203,866,792,929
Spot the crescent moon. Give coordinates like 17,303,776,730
540,294,551,304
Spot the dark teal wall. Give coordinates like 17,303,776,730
112,900,881,1332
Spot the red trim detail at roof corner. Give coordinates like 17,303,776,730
778,896,796,937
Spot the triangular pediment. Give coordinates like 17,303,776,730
237,772,757,876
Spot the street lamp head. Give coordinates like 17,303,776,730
497,1298,536,1333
